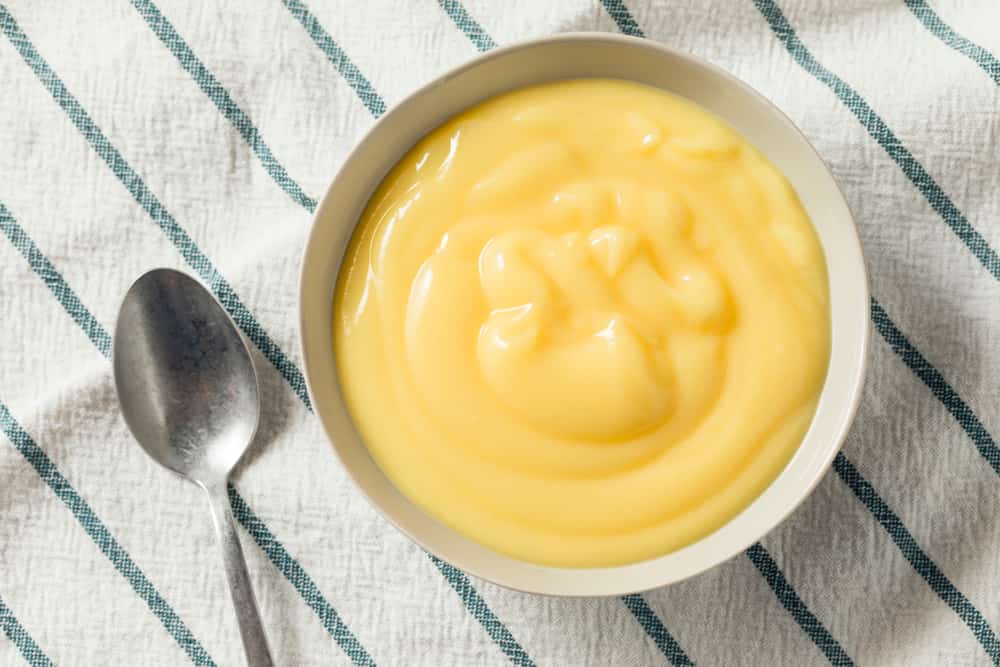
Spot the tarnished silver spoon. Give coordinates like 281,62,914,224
113,268,274,667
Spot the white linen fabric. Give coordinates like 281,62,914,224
1,0,998,665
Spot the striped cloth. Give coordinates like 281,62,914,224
1,0,998,664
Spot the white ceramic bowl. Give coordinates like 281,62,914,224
299,33,869,596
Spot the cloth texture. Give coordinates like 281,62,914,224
1,0,999,665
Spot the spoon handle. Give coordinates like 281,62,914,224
205,482,275,667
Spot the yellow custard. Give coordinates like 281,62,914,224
334,79,830,567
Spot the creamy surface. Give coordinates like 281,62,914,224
334,79,830,567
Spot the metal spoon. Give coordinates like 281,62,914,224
113,268,275,667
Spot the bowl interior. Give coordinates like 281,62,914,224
300,33,869,596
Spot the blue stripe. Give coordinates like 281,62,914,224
428,556,535,667
833,453,1000,662
745,544,854,666
436,0,497,51
435,6,692,663
226,489,374,665
0,594,54,667
599,0,644,37
0,11,377,661
0,201,374,667
751,0,1000,284
620,595,695,667
871,298,1000,476
0,401,216,666
0,202,111,357
129,0,317,211
280,0,386,117
903,0,1000,87
0,4,312,412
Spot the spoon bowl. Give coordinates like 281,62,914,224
114,268,274,667
114,268,259,485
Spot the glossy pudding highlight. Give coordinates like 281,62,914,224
333,79,830,567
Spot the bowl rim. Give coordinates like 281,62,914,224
299,31,870,596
